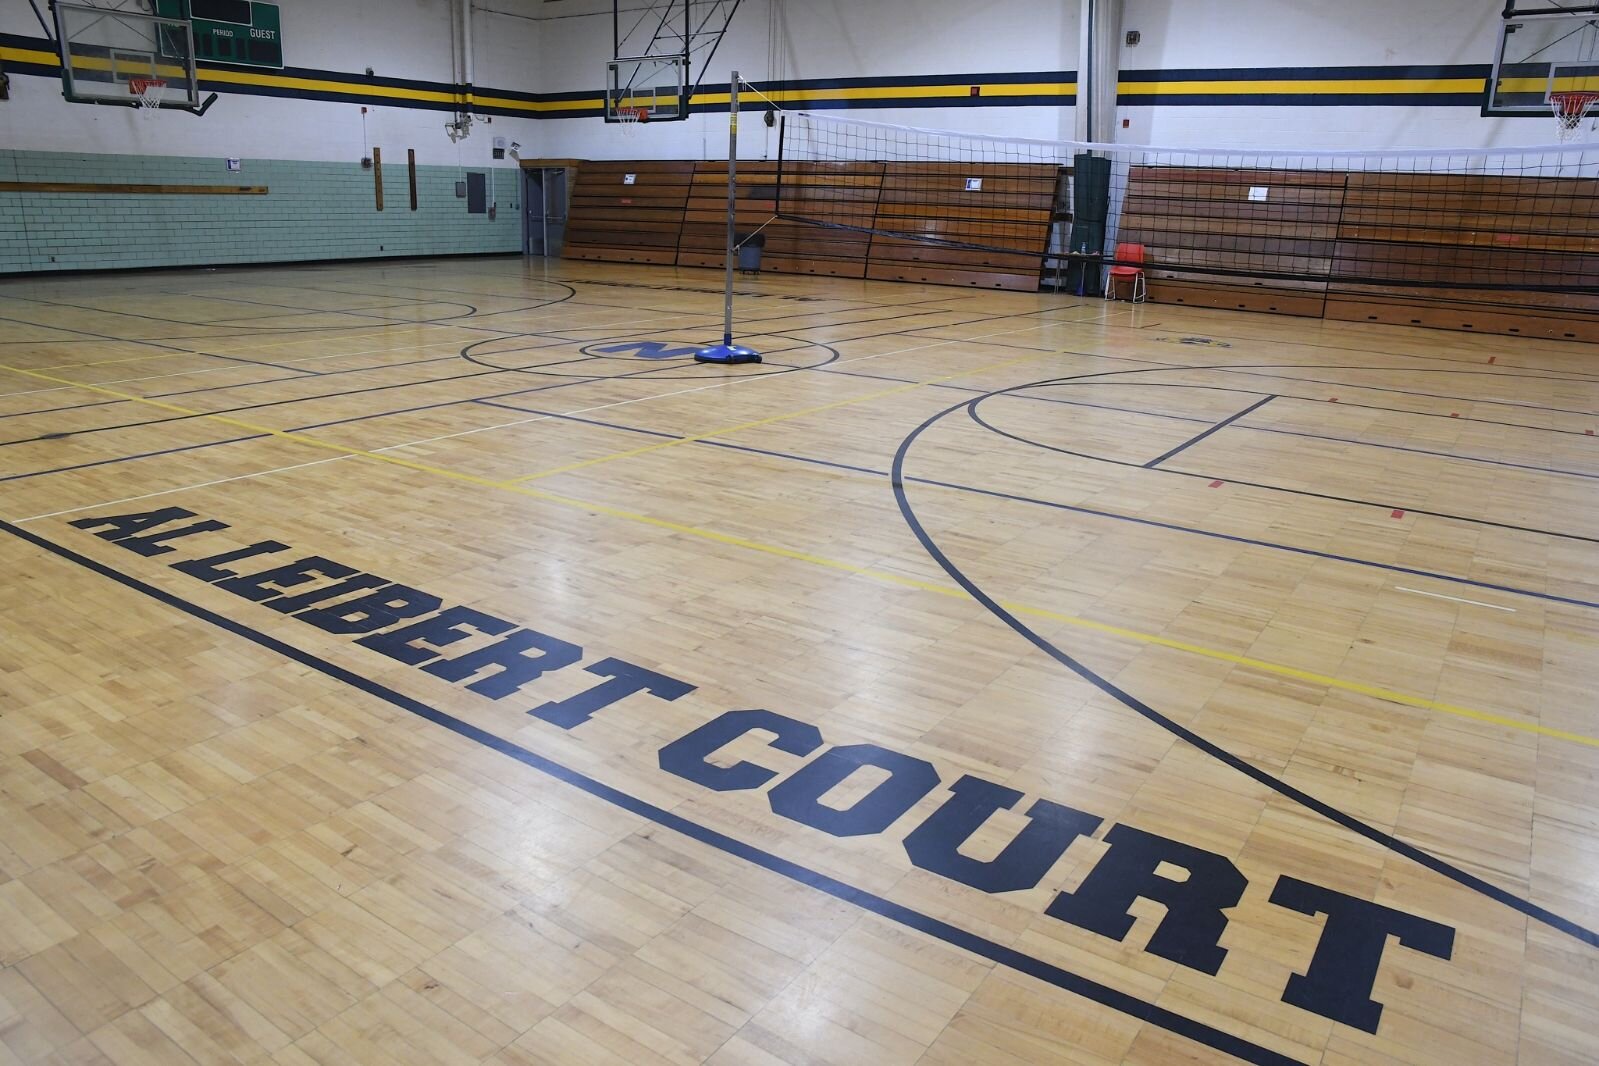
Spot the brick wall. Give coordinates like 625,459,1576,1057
0,151,524,274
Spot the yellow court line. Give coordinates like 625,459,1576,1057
1,358,1594,750
509,351,1050,484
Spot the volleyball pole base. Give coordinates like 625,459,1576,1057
695,336,761,364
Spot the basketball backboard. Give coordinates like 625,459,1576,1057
54,1,202,110
1485,3,1599,115
605,55,689,122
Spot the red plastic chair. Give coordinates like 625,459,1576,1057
1104,242,1147,303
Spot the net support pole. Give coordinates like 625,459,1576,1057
696,69,761,365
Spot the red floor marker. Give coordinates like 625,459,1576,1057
1450,412,1460,418
1391,509,1406,519
1488,356,1497,364
1328,397,1338,402
1588,430,1595,436
1208,480,1224,488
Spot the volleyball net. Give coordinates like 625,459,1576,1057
773,110,1599,294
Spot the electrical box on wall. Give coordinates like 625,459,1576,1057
492,136,507,160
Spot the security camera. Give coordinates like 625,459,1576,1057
509,141,521,153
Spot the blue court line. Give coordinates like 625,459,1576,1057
1144,395,1278,469
473,399,1599,613
890,393,1599,952
0,515,1301,1066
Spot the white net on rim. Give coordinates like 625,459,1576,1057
616,106,647,138
1551,91,1599,141
130,77,166,117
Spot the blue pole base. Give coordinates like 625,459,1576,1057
694,343,762,365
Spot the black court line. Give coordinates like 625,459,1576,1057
890,381,1599,953
0,338,834,492
1143,395,1277,469
0,432,267,485
966,403,1599,547
474,398,1599,608
0,311,313,375
0,518,1302,1066
1242,424,1599,481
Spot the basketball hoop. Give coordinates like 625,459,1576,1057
1550,90,1599,140
616,106,650,137
128,76,165,117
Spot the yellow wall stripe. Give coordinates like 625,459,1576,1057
1,38,1503,118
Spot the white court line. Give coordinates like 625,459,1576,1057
1394,586,1516,612
15,317,1073,523
17,456,352,523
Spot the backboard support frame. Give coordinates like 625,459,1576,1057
604,0,745,123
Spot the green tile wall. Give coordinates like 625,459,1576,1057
0,151,523,274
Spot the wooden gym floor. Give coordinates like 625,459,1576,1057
0,256,1595,1066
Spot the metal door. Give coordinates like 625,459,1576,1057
524,168,568,257
542,168,567,257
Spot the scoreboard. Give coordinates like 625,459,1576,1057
154,0,283,70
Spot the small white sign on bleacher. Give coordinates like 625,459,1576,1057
1248,186,1269,202
623,174,638,185
965,178,983,191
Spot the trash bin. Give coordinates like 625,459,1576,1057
736,232,765,272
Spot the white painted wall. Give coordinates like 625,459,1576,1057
531,0,1080,160
0,0,545,166
1119,1,1556,149
527,0,1560,159
0,0,1566,165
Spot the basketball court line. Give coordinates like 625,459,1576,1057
5,351,1595,755
7,372,1595,963
1395,587,1517,612
967,400,1599,547
891,398,1599,950
471,396,1596,749
8,337,1594,617
0,312,1060,464
0,294,752,427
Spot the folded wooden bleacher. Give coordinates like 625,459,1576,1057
866,162,1061,291
563,160,694,265
1118,166,1345,318
1324,171,1599,342
679,161,886,278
